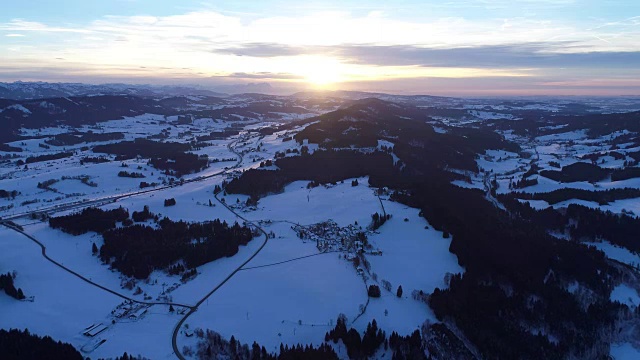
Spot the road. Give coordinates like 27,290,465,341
0,221,193,309
2,139,244,222
171,166,271,360
2,133,336,358
1,135,268,359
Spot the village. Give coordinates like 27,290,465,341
291,219,383,266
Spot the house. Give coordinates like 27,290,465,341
84,323,108,337
128,307,148,320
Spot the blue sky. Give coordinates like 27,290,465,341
1,0,639,95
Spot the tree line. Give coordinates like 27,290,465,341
44,132,124,147
24,151,73,164
192,328,338,360
511,187,640,205
325,316,387,359
0,329,82,360
0,189,19,199
226,142,624,358
93,138,208,177
0,272,25,300
226,150,400,198
49,207,129,235
501,194,640,254
99,218,253,279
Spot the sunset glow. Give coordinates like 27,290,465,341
1,1,639,95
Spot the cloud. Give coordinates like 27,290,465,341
225,72,304,80
0,8,638,95
0,19,92,33
215,43,308,57
5,33,25,37
210,42,640,71
333,44,640,69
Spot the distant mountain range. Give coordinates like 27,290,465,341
0,82,231,100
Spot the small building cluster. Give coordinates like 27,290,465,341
292,220,382,257
110,301,149,321
83,323,108,337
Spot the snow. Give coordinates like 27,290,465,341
611,343,640,360
476,150,527,175
366,199,464,297
0,227,124,356
546,197,640,217
4,94,640,358
519,199,550,210
452,179,483,190
467,110,515,120
585,241,640,268
181,244,366,354
536,130,587,143
611,285,640,307
514,175,640,195
245,179,382,227
175,177,463,353
2,104,32,114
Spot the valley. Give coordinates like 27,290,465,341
2,87,640,359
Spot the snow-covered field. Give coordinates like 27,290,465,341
176,178,463,354
611,342,640,360
3,95,640,359
1,153,463,360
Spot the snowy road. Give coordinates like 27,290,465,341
2,136,257,359
1,138,244,222
0,221,194,310
171,184,271,360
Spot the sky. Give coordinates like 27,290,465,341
1,0,639,96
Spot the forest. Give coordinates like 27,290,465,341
226,150,399,198
611,167,640,181
0,189,19,199
192,328,339,360
325,317,387,359
511,187,640,205
99,218,253,279
0,95,183,144
0,272,25,300
118,171,145,178
0,143,22,152
80,156,111,164
44,132,124,146
565,204,640,252
501,194,640,253
294,98,518,172
0,329,147,360
539,162,609,183
539,161,640,183
0,329,82,360
93,138,208,176
49,207,129,235
226,141,625,358
24,151,73,164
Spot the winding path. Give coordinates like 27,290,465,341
2,139,244,222
2,133,372,359
171,148,271,359
1,135,268,359
0,221,193,309
240,250,341,271
0,138,251,309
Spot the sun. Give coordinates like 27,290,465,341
305,66,343,87
298,57,344,88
